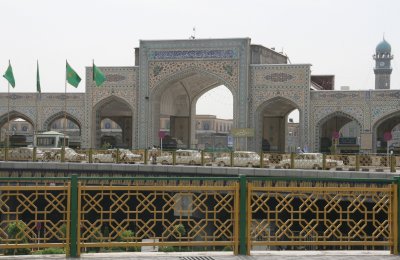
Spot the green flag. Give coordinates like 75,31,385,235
3,61,15,88
93,62,106,86
66,61,81,87
36,61,41,93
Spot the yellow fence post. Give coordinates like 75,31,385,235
61,147,65,162
260,151,264,168
391,155,396,173
144,149,148,164
290,153,295,169
116,149,120,164
89,148,93,163
33,147,37,162
356,154,360,171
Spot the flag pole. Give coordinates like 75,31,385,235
64,61,67,152
7,82,10,150
35,60,39,147
91,60,94,150
35,89,38,147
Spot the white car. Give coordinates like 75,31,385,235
215,151,268,167
157,149,211,165
279,153,344,169
92,150,115,163
1,147,47,161
53,148,87,162
92,149,142,163
116,149,142,164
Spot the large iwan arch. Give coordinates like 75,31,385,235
150,68,237,148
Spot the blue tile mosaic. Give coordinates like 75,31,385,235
149,49,238,60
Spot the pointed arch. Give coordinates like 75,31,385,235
254,96,301,152
0,110,35,128
94,94,135,113
43,111,82,134
151,67,235,100
93,95,134,149
372,110,400,153
315,111,362,152
316,111,362,129
149,67,236,149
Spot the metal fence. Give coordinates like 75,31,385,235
247,178,397,253
0,176,399,257
0,148,399,172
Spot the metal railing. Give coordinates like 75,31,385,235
0,148,398,172
1,175,400,257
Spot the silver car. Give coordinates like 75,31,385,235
215,151,268,167
157,149,211,165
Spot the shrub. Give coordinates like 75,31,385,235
57,223,67,239
85,227,103,253
159,246,175,252
117,230,139,252
223,246,232,251
33,248,65,255
174,224,186,237
5,221,31,255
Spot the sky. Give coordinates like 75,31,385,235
1,0,399,120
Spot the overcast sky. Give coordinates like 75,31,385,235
1,0,399,119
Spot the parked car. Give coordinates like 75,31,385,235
92,149,142,163
279,153,344,169
115,149,142,164
215,151,268,167
157,149,211,165
1,147,47,161
53,148,87,162
92,150,115,163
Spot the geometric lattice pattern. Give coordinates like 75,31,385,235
248,181,396,250
78,182,239,253
327,154,392,170
0,184,70,250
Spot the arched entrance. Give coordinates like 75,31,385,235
194,85,233,151
317,112,361,154
151,69,235,149
255,97,300,153
43,111,82,148
0,111,35,147
93,96,133,149
373,111,400,154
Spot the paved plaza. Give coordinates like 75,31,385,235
0,251,399,260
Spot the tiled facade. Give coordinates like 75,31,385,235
0,38,398,152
